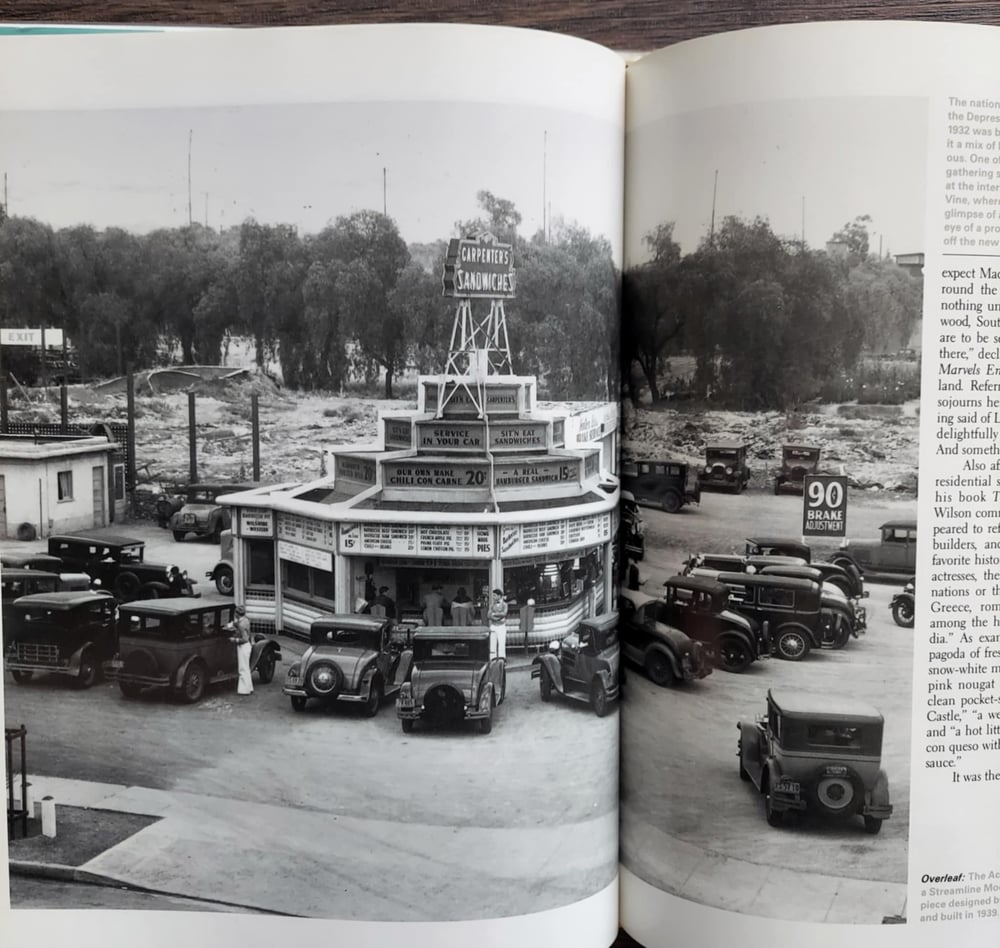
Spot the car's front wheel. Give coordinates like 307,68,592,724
215,566,235,597
256,650,276,685
892,597,915,628
76,648,100,689
763,777,783,828
118,679,144,699
290,695,307,712
661,491,681,514
590,678,609,717
864,816,883,835
363,678,383,718
10,670,33,684
172,530,186,542
645,651,674,687
400,717,414,733
179,661,207,703
738,739,750,782
538,668,553,702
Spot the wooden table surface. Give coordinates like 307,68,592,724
1,0,999,51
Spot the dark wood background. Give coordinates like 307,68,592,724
1,0,998,50
3,2,996,946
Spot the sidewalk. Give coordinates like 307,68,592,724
10,774,616,919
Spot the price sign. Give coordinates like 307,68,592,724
802,475,848,537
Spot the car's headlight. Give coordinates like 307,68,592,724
704,465,711,474
725,466,733,475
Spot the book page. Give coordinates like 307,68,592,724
0,23,624,948
620,20,1000,948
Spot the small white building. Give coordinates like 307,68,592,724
0,434,123,541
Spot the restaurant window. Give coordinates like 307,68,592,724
282,559,335,604
247,540,275,587
57,470,73,501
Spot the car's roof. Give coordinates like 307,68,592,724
413,628,490,642
759,565,822,580
580,612,619,632
2,569,60,581
619,588,660,609
13,590,112,610
781,444,819,452
746,555,808,566
664,574,729,596
747,536,811,550
311,615,388,631
769,689,884,722
880,520,917,530
714,571,819,590
1,552,64,566
705,442,745,449
120,598,232,617
50,533,144,548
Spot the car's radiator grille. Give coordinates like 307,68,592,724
16,643,60,664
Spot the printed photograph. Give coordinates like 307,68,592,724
0,79,624,918
618,96,924,924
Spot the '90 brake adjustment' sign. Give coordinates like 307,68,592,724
802,475,848,537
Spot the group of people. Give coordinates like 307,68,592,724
357,583,510,660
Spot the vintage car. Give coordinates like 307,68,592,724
621,458,701,513
531,613,619,716
832,520,917,578
1,551,66,572
658,575,766,672
619,492,646,561
698,443,750,494
283,614,414,716
773,445,820,495
110,599,281,702
689,570,851,659
618,588,712,686
738,689,892,834
48,533,197,601
2,569,93,648
396,628,506,734
890,577,915,628
5,589,116,688
169,483,252,542
153,489,186,528
755,564,866,639
206,529,236,595
746,536,866,600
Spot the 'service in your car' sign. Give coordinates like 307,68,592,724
802,474,849,537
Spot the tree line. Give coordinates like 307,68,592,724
0,191,618,400
622,214,923,410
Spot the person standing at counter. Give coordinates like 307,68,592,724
488,588,509,661
422,584,448,626
451,587,475,625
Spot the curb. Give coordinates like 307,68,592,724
9,859,293,915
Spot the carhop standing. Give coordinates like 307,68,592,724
488,588,509,661
227,604,253,695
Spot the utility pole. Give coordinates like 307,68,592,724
709,169,718,245
801,196,806,246
543,130,547,242
187,129,193,227
383,167,387,216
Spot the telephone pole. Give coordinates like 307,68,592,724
187,130,193,226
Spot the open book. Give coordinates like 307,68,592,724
1,18,998,948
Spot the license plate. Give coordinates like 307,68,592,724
183,514,196,523
775,780,800,794
108,659,123,669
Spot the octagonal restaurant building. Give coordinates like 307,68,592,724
219,371,619,647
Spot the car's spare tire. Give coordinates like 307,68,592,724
424,684,464,724
305,661,343,699
810,765,864,817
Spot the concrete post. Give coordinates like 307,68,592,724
41,795,56,837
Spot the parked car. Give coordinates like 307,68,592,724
5,589,116,688
110,599,281,703
396,628,506,734
621,458,701,513
755,564,866,639
618,588,713,686
531,613,619,716
689,570,848,659
153,489,185,528
832,520,917,578
890,577,915,628
283,614,415,716
169,483,253,542
207,530,236,595
2,569,94,648
738,689,893,833
1,551,66,572
698,443,750,493
746,537,866,600
773,445,820,495
682,552,807,575
658,575,766,673
47,533,197,601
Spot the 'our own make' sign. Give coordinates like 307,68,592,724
801,475,848,537
442,233,516,299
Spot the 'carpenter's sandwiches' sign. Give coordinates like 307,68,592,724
442,233,515,299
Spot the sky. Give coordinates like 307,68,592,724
0,99,622,253
625,96,929,265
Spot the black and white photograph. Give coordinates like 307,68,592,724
618,95,924,924
0,26,625,933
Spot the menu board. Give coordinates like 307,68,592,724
383,417,412,450
500,512,612,557
277,540,333,572
338,522,493,558
335,455,377,486
238,508,274,538
584,452,600,478
423,381,521,417
277,513,335,550
493,458,578,489
383,461,486,490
